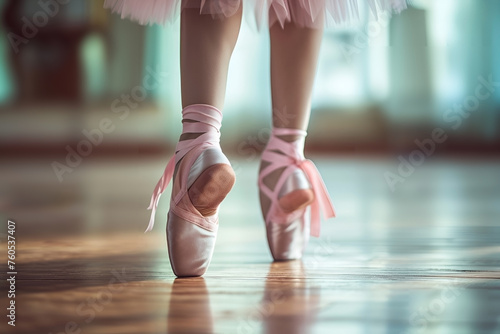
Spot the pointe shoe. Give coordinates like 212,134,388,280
147,104,235,277
258,128,335,261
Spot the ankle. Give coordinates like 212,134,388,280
270,128,306,160
272,127,307,143
178,105,223,143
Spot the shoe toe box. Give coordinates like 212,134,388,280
167,211,217,277
266,216,310,261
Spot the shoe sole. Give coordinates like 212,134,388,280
188,163,236,217
278,189,315,213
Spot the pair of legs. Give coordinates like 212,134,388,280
180,6,323,217
181,6,322,127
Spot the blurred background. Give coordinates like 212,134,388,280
0,0,499,237
1,0,499,156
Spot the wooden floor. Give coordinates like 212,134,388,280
1,155,500,334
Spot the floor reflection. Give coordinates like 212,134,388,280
167,278,214,334
261,261,321,334
1,157,499,333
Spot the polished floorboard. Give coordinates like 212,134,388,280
0,156,499,334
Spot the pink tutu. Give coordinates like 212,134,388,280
104,0,407,28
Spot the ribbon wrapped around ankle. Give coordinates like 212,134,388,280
146,104,223,232
259,128,336,237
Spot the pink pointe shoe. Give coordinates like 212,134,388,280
146,104,235,277
258,128,336,260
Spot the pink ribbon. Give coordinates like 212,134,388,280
145,155,176,232
260,128,336,238
145,104,223,233
299,159,336,237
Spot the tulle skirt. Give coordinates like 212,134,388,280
104,0,408,29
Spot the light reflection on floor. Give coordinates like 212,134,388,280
0,156,499,334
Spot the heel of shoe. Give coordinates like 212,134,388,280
189,163,235,217
277,168,313,210
278,189,314,213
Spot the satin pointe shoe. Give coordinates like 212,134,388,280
147,104,235,277
258,127,335,260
